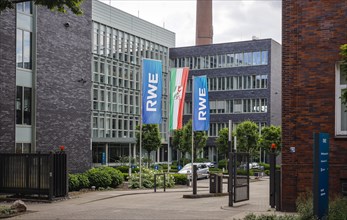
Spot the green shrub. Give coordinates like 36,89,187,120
171,174,188,185
329,196,347,220
170,169,178,173
77,173,90,189
209,167,222,172
243,213,298,220
129,168,175,189
264,170,270,176
171,161,178,166
97,166,124,188
259,163,270,170
296,191,316,220
170,165,178,170
86,167,112,189
68,174,80,191
218,159,227,169
115,166,130,173
237,169,254,176
195,158,209,163
123,173,129,181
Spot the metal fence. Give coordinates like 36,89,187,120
0,152,67,200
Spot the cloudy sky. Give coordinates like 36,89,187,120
101,0,282,47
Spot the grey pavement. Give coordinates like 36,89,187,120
5,177,295,220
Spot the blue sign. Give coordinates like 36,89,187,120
193,76,210,131
142,59,162,124
154,165,158,170
313,133,329,219
178,165,182,171
102,152,106,165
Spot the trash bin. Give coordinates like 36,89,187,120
209,173,217,193
210,174,223,193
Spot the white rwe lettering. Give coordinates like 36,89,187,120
198,88,207,120
146,73,158,112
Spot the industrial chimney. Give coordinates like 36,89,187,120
195,0,213,45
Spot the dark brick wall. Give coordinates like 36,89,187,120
0,9,16,152
282,0,347,211
35,0,92,173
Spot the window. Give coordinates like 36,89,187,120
16,2,32,14
253,52,261,65
336,63,347,136
16,86,31,125
261,51,268,65
16,29,32,69
15,143,31,153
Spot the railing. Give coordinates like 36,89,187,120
0,152,67,200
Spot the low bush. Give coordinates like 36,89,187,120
218,159,227,169
170,169,178,173
209,167,222,172
68,173,90,191
171,174,188,185
195,158,209,163
97,166,123,188
170,165,178,170
259,163,270,170
77,173,90,189
86,168,112,189
243,214,297,220
129,168,175,189
115,166,130,173
123,173,129,181
264,170,270,176
68,174,80,191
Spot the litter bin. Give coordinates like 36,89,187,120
210,174,223,193
209,173,217,193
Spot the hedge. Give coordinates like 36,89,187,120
171,174,188,185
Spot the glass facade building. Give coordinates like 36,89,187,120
91,1,175,165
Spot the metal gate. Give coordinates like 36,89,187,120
229,152,250,204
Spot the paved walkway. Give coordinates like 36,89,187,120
4,177,294,220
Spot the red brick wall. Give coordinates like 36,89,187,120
282,0,347,212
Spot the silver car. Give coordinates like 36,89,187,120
178,163,209,179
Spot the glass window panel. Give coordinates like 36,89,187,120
261,51,268,65
16,30,23,68
253,52,261,65
23,87,31,125
342,89,347,131
16,86,23,124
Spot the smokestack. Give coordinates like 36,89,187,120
196,0,213,46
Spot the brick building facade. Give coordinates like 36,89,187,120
282,0,347,211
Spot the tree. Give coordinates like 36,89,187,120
0,0,84,15
172,128,185,158
258,125,281,155
136,124,161,167
340,44,347,107
181,120,208,162
235,120,259,157
215,127,233,159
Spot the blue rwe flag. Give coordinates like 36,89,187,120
193,75,210,131
142,59,162,124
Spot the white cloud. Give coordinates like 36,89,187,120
101,0,281,47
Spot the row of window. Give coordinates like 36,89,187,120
93,57,169,93
92,113,168,140
92,143,131,164
173,51,268,70
16,86,32,125
186,74,268,92
208,122,267,137
92,85,168,116
184,98,268,115
93,22,169,68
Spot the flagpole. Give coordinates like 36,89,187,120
191,76,194,179
139,59,143,189
167,68,171,174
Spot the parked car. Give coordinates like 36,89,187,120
178,163,209,179
203,162,215,168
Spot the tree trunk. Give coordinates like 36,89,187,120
147,152,151,168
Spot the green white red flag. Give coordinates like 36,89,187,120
169,67,189,130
